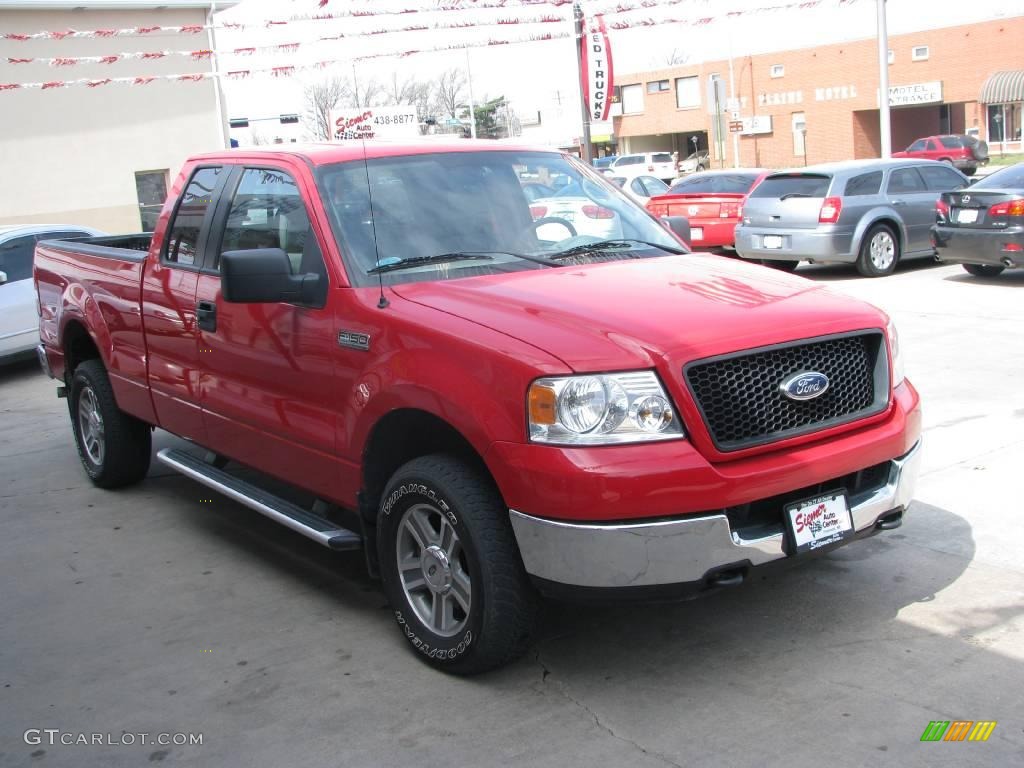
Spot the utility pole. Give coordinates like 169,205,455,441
727,14,740,168
207,1,230,148
465,47,477,139
876,0,891,157
353,62,361,108
573,2,592,163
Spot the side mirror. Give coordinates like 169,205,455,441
662,215,692,245
221,248,321,305
0,270,7,286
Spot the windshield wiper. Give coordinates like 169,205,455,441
544,239,687,261
779,192,812,200
368,252,496,274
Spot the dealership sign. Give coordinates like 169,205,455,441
884,81,943,107
330,106,419,141
582,14,614,122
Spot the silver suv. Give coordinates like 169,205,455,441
734,159,968,276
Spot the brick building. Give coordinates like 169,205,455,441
611,16,1023,169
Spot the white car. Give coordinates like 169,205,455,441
529,195,624,241
609,152,677,182
0,224,104,362
608,175,669,206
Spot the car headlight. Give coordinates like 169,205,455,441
528,371,684,445
886,319,905,387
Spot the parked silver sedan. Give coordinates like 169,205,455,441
734,158,969,276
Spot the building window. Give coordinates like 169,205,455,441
770,64,785,79
911,45,929,61
887,49,894,64
675,76,700,109
621,84,644,114
792,112,807,158
988,102,1022,144
646,79,670,94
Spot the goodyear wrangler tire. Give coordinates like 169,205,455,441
377,454,539,675
69,359,151,489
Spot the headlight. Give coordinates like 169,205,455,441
886,319,905,387
528,371,684,445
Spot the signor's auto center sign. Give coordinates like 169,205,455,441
330,106,419,140
582,14,614,122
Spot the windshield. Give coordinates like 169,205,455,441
317,150,683,286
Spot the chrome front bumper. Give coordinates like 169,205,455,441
509,440,922,589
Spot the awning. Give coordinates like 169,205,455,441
980,70,1024,104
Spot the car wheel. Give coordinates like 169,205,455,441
963,165,977,176
377,454,539,675
856,225,900,277
962,263,1005,277
695,164,707,172
760,259,799,272
69,359,152,488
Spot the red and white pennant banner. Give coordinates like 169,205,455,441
0,29,571,92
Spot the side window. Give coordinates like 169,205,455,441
652,153,673,164
618,156,641,166
219,168,325,280
887,168,926,194
0,235,36,282
843,171,883,196
164,167,222,266
908,139,926,152
919,165,966,192
925,140,937,151
630,178,647,197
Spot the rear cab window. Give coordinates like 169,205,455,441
162,166,224,267
748,174,832,199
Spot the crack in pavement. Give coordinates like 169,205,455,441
533,648,684,768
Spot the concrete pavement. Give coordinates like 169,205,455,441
1,258,1022,767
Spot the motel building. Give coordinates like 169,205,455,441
611,16,1023,169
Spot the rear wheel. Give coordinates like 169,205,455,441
963,165,977,176
377,454,539,675
695,163,707,173
69,360,151,488
856,225,899,277
962,263,1005,277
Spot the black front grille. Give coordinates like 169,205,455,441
685,332,888,451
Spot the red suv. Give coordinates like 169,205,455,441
892,134,988,176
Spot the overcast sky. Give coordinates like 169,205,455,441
216,0,1020,131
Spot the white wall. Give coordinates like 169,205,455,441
0,8,226,233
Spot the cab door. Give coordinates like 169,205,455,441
194,164,347,501
141,165,228,442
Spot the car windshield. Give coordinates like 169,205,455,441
975,163,1024,190
668,173,760,194
317,150,683,286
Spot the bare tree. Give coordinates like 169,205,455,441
433,67,467,119
303,75,351,140
385,71,431,108
352,76,383,111
659,48,690,67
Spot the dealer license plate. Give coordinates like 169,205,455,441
785,491,853,554
691,227,704,240
763,235,783,249
956,208,978,224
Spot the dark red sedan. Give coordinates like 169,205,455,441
892,134,988,176
646,169,768,253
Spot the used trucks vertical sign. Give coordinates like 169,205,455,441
582,14,614,122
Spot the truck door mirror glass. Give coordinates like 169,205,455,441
662,215,692,245
221,248,322,305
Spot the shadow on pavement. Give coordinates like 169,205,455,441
795,257,945,282
944,270,1024,286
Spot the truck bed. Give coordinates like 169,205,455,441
35,233,152,261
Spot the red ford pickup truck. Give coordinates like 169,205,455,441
34,142,921,674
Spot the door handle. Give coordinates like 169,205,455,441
890,200,907,206
196,300,217,333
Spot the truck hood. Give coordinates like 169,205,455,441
392,255,886,372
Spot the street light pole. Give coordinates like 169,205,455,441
574,2,593,163
876,0,891,157
465,47,478,139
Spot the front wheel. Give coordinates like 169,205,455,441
856,225,899,277
69,359,151,488
377,455,539,675
962,263,1005,277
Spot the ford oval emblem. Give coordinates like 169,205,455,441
779,371,830,401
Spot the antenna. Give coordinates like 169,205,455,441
361,139,388,309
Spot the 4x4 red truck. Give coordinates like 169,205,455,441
34,142,921,674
